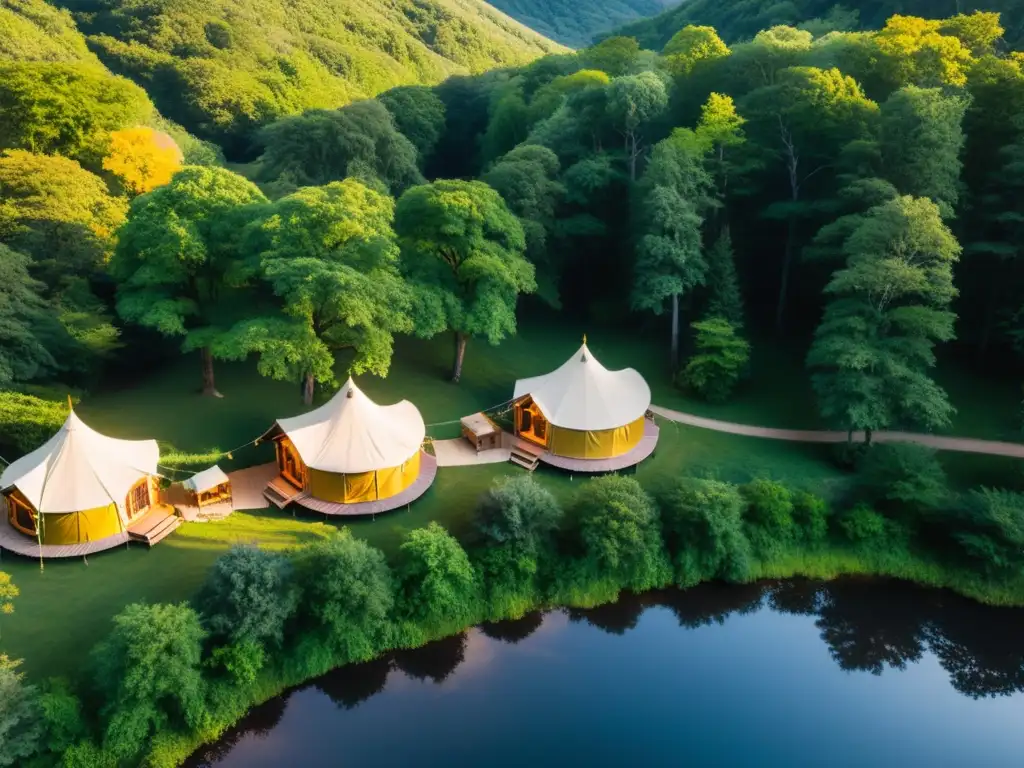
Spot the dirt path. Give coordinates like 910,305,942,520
650,405,1024,460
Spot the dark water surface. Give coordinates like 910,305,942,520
189,580,1024,768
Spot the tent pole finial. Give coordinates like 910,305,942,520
582,333,587,345
67,394,73,411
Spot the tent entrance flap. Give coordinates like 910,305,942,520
515,397,550,447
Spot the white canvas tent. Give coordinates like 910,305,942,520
265,378,427,505
0,409,159,544
272,378,425,473
513,342,650,431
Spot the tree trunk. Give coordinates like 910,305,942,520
302,372,315,406
864,428,873,446
776,216,796,333
452,331,468,383
628,134,638,182
670,292,680,371
200,347,222,397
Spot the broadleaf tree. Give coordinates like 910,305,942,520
808,195,960,441
395,179,535,383
109,166,268,396
220,179,412,404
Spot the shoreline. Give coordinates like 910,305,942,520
165,548,1024,768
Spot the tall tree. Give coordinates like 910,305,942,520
482,145,565,307
631,130,715,368
742,66,878,330
220,180,412,404
109,166,268,396
879,86,968,218
704,228,744,327
607,71,669,181
693,92,750,224
808,196,960,441
395,179,535,383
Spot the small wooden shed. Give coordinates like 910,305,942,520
183,465,232,509
461,412,500,453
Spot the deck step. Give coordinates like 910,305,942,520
128,515,182,547
509,448,540,472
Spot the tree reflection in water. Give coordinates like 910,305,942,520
393,632,468,684
191,578,1024,762
185,690,289,767
315,655,393,709
481,612,545,644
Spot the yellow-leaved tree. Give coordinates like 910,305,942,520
102,127,184,195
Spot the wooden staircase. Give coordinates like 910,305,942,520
263,476,307,509
509,440,544,472
127,507,183,547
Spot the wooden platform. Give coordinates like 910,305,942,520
0,516,130,560
293,452,438,517
538,418,660,473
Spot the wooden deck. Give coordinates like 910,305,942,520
539,418,660,473
0,516,130,559
294,452,438,517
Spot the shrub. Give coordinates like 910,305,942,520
396,522,480,636
294,530,395,662
660,477,752,587
473,474,562,552
36,678,87,757
740,478,795,556
196,545,298,649
91,603,206,760
681,318,750,403
792,490,830,543
858,443,949,512
0,655,42,768
953,488,1024,576
209,640,265,686
839,504,889,547
568,475,672,592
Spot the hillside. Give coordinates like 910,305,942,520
613,0,1024,48
47,0,564,155
0,0,99,63
485,0,675,46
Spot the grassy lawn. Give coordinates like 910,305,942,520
0,315,1019,681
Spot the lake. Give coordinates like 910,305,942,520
189,579,1024,767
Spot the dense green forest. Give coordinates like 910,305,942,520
614,0,1024,49
485,0,674,46
4,3,1024,450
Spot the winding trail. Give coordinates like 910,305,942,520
650,405,1024,460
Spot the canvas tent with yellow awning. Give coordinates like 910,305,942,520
512,340,651,460
0,410,160,545
263,378,427,505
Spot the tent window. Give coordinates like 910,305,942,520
126,480,151,519
6,493,36,536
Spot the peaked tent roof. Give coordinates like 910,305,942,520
513,343,651,431
0,410,159,514
272,378,425,474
